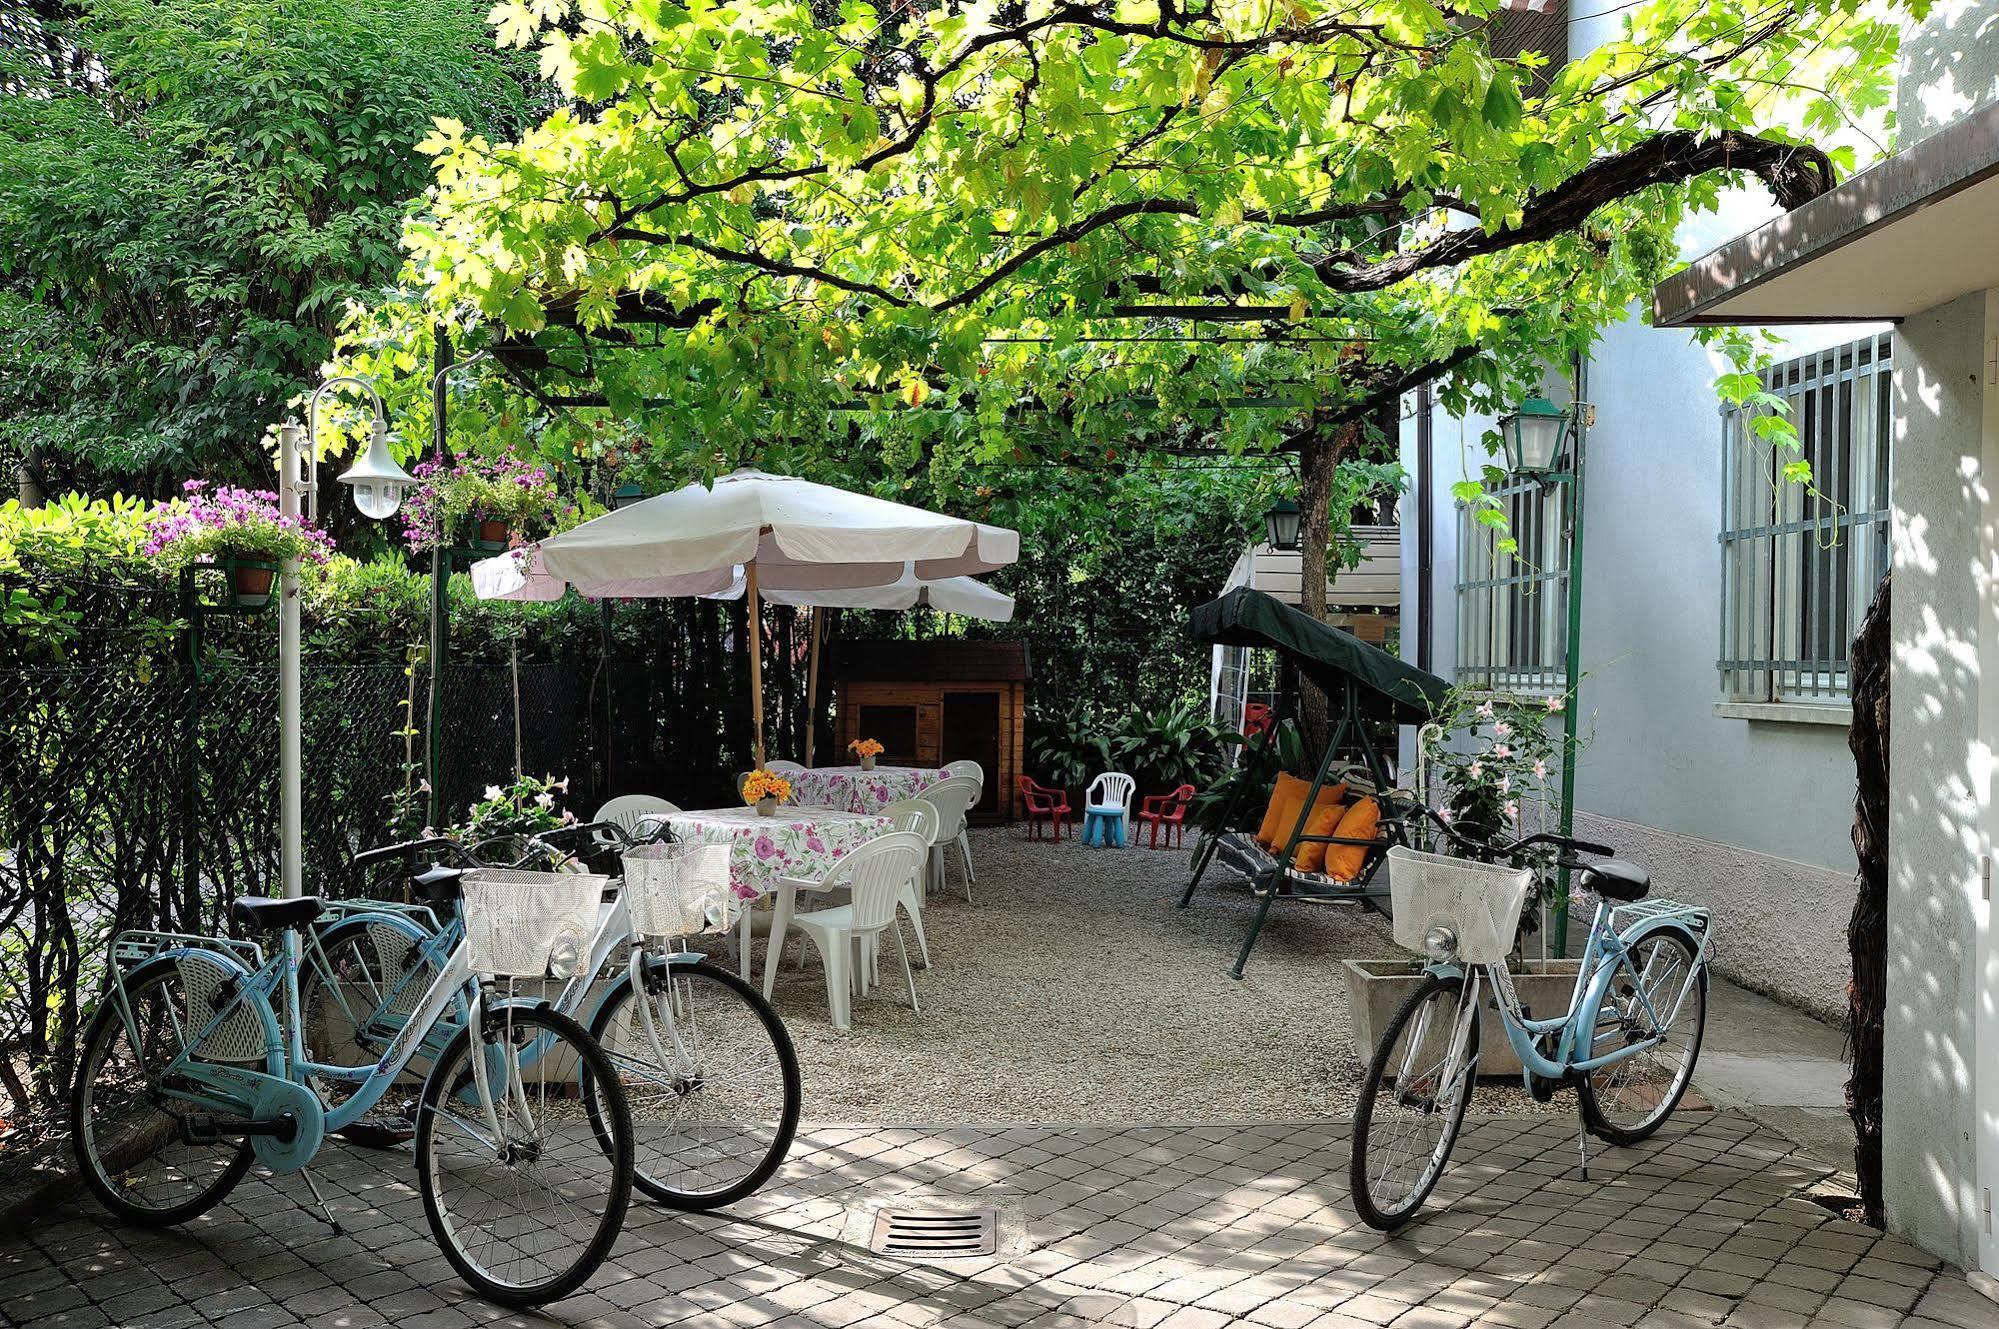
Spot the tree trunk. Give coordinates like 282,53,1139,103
1846,569,1890,1225
1295,426,1350,748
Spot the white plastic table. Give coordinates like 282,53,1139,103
786,764,950,814
646,805,892,977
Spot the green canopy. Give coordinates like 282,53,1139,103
1189,586,1448,726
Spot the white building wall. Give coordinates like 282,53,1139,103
1397,10,1895,1021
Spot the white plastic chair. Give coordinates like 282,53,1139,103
767,760,807,775
593,794,680,843
918,775,980,902
875,798,939,969
765,831,927,1030
1086,772,1136,847
942,760,985,885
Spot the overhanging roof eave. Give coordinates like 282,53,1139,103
1652,101,1999,328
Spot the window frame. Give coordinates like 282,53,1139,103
1718,332,1892,706
1454,476,1570,696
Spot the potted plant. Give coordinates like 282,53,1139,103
447,773,577,842
742,769,793,817
848,737,883,771
401,456,568,554
142,481,333,611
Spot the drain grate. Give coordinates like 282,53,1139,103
868,1207,1000,1258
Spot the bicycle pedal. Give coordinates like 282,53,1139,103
336,1117,415,1150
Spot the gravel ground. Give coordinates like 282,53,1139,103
684,827,1413,1124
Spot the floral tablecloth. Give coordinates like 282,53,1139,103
787,764,949,814
653,807,892,901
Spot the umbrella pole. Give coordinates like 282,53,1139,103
804,606,823,767
747,560,766,766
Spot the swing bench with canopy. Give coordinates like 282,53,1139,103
1178,587,1450,978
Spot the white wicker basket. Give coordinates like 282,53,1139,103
459,868,607,978
1387,846,1534,964
621,843,736,938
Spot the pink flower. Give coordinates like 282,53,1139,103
753,835,776,860
806,834,825,853
1546,696,1564,713
1493,721,1511,738
1493,744,1512,759
1533,760,1547,779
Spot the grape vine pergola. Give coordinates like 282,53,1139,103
337,0,1900,656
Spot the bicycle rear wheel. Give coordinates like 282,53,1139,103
1578,928,1708,1145
70,961,255,1226
587,956,800,1209
415,1002,632,1307
1349,972,1480,1230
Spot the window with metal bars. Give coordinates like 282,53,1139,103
1719,332,1892,704
1455,478,1569,694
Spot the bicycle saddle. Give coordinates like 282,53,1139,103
231,895,326,932
413,863,463,903
1580,859,1650,902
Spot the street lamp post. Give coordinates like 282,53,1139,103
276,377,412,899
1496,362,1592,955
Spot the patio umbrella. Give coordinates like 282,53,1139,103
469,469,1019,761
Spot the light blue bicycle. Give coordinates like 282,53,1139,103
67,867,635,1306
1349,821,1712,1229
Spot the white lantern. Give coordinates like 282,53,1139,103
337,419,416,520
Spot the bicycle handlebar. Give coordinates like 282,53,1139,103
350,836,486,871
1403,806,1615,863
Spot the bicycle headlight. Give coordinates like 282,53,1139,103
547,931,581,980
1423,925,1459,963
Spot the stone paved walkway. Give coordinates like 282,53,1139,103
3,1113,1991,1329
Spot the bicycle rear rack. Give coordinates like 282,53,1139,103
317,898,442,932
1608,898,1710,933
111,930,265,975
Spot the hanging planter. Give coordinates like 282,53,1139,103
221,555,279,612
142,482,332,613
398,456,570,556
468,516,513,552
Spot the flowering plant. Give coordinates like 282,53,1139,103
141,481,333,569
1421,686,1578,858
847,738,884,759
400,455,570,552
444,773,576,843
741,770,793,805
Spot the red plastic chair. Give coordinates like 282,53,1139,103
1018,776,1072,841
1137,784,1197,849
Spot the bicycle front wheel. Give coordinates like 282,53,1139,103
1349,972,1480,1231
70,961,255,1226
588,956,801,1209
415,1002,632,1307
1578,928,1708,1145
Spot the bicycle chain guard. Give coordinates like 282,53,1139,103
248,1076,327,1174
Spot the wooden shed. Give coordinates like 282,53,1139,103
831,640,1028,823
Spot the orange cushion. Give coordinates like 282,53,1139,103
1257,775,1348,849
1321,797,1382,882
1255,773,1306,847
1293,800,1347,873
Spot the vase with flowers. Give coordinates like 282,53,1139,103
848,737,884,771
142,480,334,611
741,769,793,817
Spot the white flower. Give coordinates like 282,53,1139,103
417,778,431,793
1505,801,1519,820
1546,696,1564,713
535,791,555,809
1477,700,1495,720
1533,760,1547,779
484,784,504,801
1493,744,1512,759
1469,760,1483,778
1500,776,1511,794
1439,808,1453,823
422,826,437,838
552,777,570,793
1494,721,1512,738
560,809,577,824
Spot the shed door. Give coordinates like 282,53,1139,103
941,691,1001,819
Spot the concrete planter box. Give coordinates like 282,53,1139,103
1340,957,1585,1078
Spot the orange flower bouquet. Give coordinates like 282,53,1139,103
849,737,884,771
742,769,794,816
